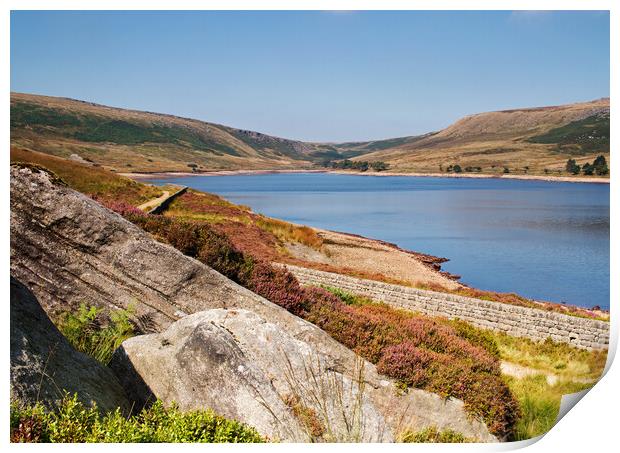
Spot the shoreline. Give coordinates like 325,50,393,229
120,168,610,184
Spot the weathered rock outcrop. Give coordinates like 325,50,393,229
10,277,130,413
10,165,496,442
111,308,396,441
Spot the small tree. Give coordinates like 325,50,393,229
593,155,609,176
503,167,510,174
370,161,389,172
582,163,594,176
453,164,462,173
565,158,580,175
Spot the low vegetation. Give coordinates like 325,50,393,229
507,376,592,440
10,99,237,153
492,332,606,382
12,154,607,441
399,426,472,443
56,304,150,365
528,114,610,155
10,396,264,443
489,330,605,439
166,190,323,251
11,150,608,321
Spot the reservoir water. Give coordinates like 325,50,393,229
145,173,610,309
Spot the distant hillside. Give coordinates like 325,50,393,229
10,93,365,173
10,92,610,175
351,98,610,175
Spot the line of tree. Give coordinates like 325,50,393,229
325,160,390,172
565,155,608,176
442,164,482,173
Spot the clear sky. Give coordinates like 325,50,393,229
11,10,609,142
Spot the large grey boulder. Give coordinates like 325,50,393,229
110,308,387,442
10,165,497,442
10,277,130,414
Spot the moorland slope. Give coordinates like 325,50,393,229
11,93,609,176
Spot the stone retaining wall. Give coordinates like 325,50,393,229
148,186,187,214
284,264,609,350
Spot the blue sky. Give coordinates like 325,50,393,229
11,10,609,142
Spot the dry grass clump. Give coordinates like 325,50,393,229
283,394,325,439
254,216,323,250
279,354,371,442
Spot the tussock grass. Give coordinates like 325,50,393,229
507,375,592,440
492,332,606,382
254,215,323,250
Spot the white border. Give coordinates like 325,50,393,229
2,2,616,452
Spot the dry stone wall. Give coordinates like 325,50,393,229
285,264,609,351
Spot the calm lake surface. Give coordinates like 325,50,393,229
146,173,610,309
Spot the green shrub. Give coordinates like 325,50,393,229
10,395,264,443
399,426,471,443
448,318,501,359
527,114,609,154
57,304,136,365
320,286,373,306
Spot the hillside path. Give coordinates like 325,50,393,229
138,190,170,212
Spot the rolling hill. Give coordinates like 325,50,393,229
10,92,349,172
349,98,610,175
10,92,610,175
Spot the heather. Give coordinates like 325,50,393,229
100,201,520,439
10,396,264,443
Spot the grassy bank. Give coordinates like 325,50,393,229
11,148,162,205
